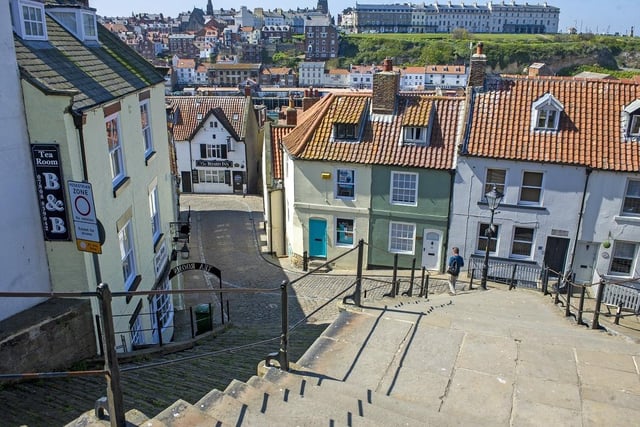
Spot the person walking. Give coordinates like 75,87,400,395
447,247,464,295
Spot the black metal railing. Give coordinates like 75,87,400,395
539,267,640,329
469,257,542,289
0,241,365,427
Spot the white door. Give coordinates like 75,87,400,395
573,241,598,284
421,230,441,271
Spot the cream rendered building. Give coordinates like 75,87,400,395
12,0,177,351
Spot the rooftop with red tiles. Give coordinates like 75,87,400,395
465,76,640,172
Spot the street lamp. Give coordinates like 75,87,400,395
480,185,504,290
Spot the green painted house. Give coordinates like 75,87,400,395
281,60,466,270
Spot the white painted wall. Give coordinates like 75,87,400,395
583,171,640,281
450,158,586,275
0,4,51,321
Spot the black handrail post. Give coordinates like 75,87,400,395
469,268,474,290
419,267,426,297
189,306,195,338
565,280,573,317
577,285,586,325
542,267,549,295
156,310,163,347
355,239,364,306
209,302,214,331
615,302,623,325
424,274,430,299
96,283,125,426
392,254,399,296
95,314,104,357
303,251,308,272
508,264,517,290
403,258,416,297
554,275,561,305
343,239,364,306
279,280,290,371
219,274,224,325
592,279,605,330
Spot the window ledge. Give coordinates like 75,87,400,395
477,201,547,212
153,233,165,253
145,151,157,166
614,215,640,224
469,254,538,265
113,176,131,198
125,275,142,303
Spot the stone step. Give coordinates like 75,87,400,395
65,408,153,426
195,386,281,426
152,399,218,426
249,372,420,426
224,377,385,426
260,367,433,422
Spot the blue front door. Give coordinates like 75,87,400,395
309,218,327,258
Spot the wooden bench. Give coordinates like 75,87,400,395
602,284,640,324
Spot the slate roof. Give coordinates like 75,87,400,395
167,96,250,141
465,76,640,172
282,93,464,170
14,15,164,112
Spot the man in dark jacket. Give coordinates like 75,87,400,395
447,247,464,295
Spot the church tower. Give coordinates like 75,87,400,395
317,0,328,15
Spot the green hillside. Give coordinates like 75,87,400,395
337,33,640,75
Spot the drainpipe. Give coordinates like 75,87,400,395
71,109,102,286
567,167,592,273
71,110,90,182
443,168,457,273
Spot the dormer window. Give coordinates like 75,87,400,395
623,100,640,139
403,126,428,145
334,123,357,140
10,0,47,41
49,7,98,42
531,93,563,132
630,115,640,136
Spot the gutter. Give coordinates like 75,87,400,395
567,167,593,273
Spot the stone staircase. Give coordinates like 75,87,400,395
67,288,640,426
67,294,465,426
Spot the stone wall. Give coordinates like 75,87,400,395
0,298,97,376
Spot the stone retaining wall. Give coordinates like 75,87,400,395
0,298,97,375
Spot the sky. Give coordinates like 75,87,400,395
90,0,637,36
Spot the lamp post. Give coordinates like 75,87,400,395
481,185,504,290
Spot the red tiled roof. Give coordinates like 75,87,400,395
167,96,250,141
466,77,640,171
269,125,295,180
282,93,464,169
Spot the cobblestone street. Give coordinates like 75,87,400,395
1,194,404,426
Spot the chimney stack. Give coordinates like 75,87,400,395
286,95,297,126
372,58,399,115
302,87,320,111
468,42,487,88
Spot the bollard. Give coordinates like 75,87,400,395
577,285,586,325
189,306,195,338
302,251,308,272
615,302,623,325
469,268,474,290
156,310,163,346
419,267,426,297
554,275,561,305
565,281,572,317
592,279,605,330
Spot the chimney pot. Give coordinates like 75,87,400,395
476,42,484,55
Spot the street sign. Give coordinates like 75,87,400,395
67,180,101,253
